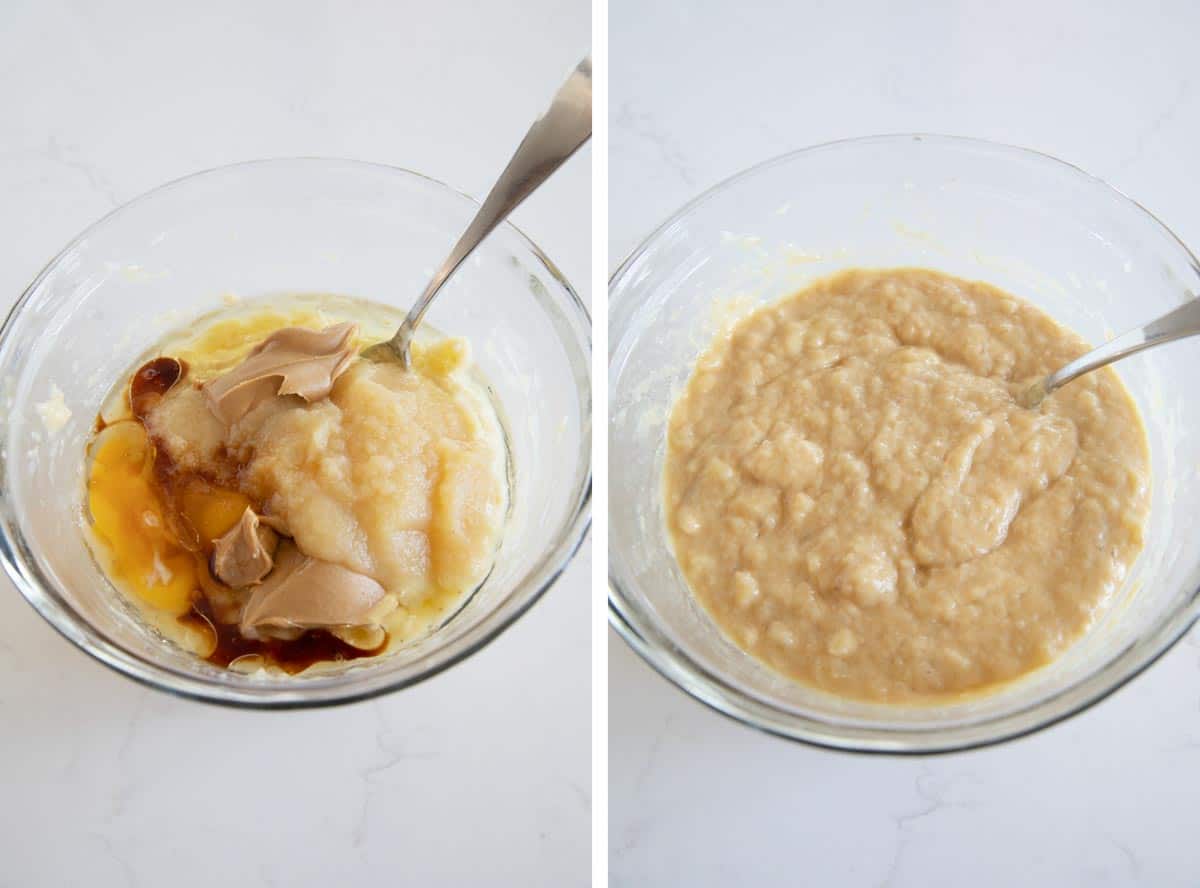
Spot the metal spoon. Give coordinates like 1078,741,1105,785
362,56,592,369
1021,296,1200,407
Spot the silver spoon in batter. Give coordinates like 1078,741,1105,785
362,57,592,369
1020,296,1200,407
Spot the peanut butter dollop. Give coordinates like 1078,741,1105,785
201,323,358,425
239,542,395,639
210,507,278,587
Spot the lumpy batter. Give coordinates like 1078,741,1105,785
664,268,1149,701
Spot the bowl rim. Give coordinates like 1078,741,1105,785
607,132,1200,754
0,156,592,709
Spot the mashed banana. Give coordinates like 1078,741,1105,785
664,268,1149,701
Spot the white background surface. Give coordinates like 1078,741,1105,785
611,2,1200,886
0,2,590,886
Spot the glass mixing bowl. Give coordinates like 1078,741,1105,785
609,134,1200,753
0,158,590,708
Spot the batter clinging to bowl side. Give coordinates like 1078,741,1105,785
664,268,1149,702
85,302,506,674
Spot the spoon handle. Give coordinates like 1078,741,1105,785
390,56,592,365
1040,295,1200,397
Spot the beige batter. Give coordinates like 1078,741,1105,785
664,268,1149,701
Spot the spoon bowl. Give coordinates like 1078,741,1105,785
0,157,591,707
609,133,1200,752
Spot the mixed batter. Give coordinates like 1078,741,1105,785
664,268,1149,701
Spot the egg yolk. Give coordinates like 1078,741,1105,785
87,422,195,615
86,421,250,616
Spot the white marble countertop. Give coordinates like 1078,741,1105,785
610,2,1200,885
0,2,590,885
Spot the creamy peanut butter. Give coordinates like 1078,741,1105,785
239,541,394,640
201,323,357,425
664,268,1149,702
211,508,278,587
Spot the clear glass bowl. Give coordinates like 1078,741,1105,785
0,158,590,708
609,134,1200,752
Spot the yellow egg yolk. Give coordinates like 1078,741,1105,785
86,421,251,616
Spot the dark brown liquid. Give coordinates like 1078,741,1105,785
183,598,385,675
130,356,186,419
130,357,229,554
119,356,390,674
